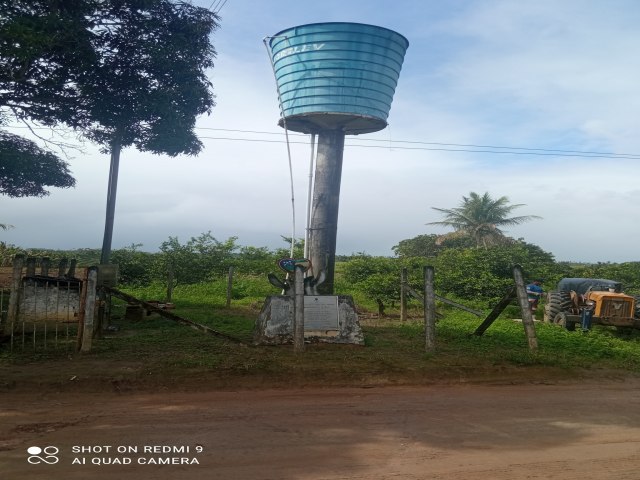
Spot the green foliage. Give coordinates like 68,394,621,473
1,1,219,152
0,241,21,265
0,132,76,197
0,0,96,128
80,1,219,154
234,246,277,276
342,255,397,284
1,1,220,263
276,236,305,258
392,233,474,257
159,232,238,286
341,241,558,307
434,241,557,303
428,191,541,248
110,243,158,286
3,230,634,311
340,255,426,306
553,261,640,294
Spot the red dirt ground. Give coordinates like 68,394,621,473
2,378,640,479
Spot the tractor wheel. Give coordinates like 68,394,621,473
544,291,572,323
553,312,576,331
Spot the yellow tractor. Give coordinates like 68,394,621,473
544,278,640,331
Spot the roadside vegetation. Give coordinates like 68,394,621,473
2,231,640,390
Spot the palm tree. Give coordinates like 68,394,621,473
427,192,541,248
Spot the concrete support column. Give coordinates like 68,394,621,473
308,129,345,295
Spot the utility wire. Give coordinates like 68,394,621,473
213,0,228,14
6,124,639,159
197,135,640,160
193,127,640,159
262,35,297,259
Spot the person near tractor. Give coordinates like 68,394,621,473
526,279,544,312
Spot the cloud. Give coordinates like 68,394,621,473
2,1,640,264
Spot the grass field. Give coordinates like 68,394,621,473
2,278,640,391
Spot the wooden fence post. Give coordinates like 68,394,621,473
226,266,234,308
166,265,174,303
400,268,408,322
513,265,538,352
293,266,305,353
4,254,24,336
424,266,436,353
57,258,68,277
81,267,98,352
474,286,516,336
67,259,77,278
25,256,36,277
41,257,50,277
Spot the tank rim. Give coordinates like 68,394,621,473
269,22,409,49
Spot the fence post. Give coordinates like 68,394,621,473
166,264,174,302
41,257,50,277
81,267,98,352
67,259,77,278
293,266,305,353
226,266,234,308
400,268,408,321
513,265,538,352
474,287,516,336
25,256,36,277
4,254,24,337
424,266,436,353
77,268,87,350
57,258,68,277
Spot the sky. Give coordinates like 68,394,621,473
3,0,640,262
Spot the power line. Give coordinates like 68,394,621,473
214,0,228,14
5,124,639,159
194,127,640,159
197,134,640,160
207,0,228,14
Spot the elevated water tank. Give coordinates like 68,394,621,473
269,22,409,135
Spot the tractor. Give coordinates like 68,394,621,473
544,278,640,331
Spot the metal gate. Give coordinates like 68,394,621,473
6,277,82,353
1,256,93,354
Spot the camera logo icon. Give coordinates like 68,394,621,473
27,446,59,465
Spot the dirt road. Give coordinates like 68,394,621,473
2,379,640,479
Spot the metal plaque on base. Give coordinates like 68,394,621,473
254,295,364,345
304,296,339,330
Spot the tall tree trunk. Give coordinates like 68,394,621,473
308,130,345,295
100,140,122,265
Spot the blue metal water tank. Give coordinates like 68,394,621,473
269,22,409,135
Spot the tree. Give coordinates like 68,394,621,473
427,192,541,248
109,243,159,286
341,255,402,311
0,131,75,197
0,1,219,263
159,233,238,286
0,0,96,128
0,1,89,199
392,233,475,258
434,241,557,303
80,1,219,264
